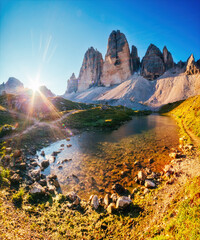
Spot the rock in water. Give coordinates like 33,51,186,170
112,183,126,195
101,30,131,86
163,46,174,70
116,196,132,209
66,73,78,93
91,195,99,209
185,54,200,75
130,45,140,74
77,47,103,92
41,160,49,169
141,44,165,80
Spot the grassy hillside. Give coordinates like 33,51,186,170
159,95,200,144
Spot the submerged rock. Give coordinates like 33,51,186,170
41,160,49,169
112,183,127,195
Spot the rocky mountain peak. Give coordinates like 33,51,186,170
185,54,200,75
130,45,140,74
163,46,174,70
0,77,24,94
100,30,131,86
77,47,103,92
141,44,165,80
66,73,78,93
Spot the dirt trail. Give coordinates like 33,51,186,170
2,110,78,140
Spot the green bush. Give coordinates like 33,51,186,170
0,167,10,187
12,188,24,207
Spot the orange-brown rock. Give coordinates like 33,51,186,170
77,47,103,92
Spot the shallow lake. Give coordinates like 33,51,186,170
37,114,179,199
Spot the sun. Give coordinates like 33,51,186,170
29,81,40,92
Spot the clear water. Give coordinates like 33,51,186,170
37,114,179,198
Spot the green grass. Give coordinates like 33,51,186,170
159,95,200,143
63,106,151,130
151,176,200,240
0,167,10,187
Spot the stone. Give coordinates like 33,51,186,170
104,194,110,207
19,162,26,170
30,161,38,167
185,54,200,75
30,182,46,195
107,203,116,214
145,180,156,188
101,30,131,86
77,47,103,92
10,173,21,184
130,45,140,74
41,160,49,169
111,193,118,203
41,151,45,157
66,191,78,202
91,195,99,210
30,169,41,180
137,171,146,182
116,196,132,209
39,179,47,186
163,46,174,70
144,188,150,194
73,197,80,206
13,149,22,158
112,183,126,195
141,44,165,80
48,174,57,180
5,147,12,153
48,185,56,194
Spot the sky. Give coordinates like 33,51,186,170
0,0,200,95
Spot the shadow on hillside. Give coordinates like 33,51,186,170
158,99,185,113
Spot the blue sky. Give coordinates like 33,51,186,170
0,0,200,94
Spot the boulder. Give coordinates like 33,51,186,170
30,182,46,195
41,160,49,169
185,54,200,75
66,191,78,202
137,171,146,182
77,47,103,92
104,194,110,207
101,30,131,86
13,149,22,158
116,196,132,209
107,203,116,214
145,180,156,188
91,195,99,210
130,45,140,74
112,183,127,195
30,169,41,180
141,44,165,80
10,173,22,184
111,193,118,203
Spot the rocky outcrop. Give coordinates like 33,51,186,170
0,77,24,95
77,47,103,92
185,54,200,75
101,30,131,86
163,46,174,70
130,45,140,74
141,44,165,80
66,73,78,93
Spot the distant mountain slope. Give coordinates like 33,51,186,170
63,71,200,110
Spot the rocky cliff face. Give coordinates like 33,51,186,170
141,44,165,80
66,73,78,93
100,30,131,86
130,45,140,74
185,54,200,75
0,77,24,94
163,46,174,70
77,47,103,92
